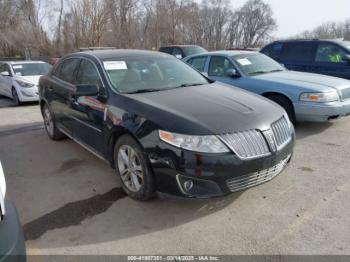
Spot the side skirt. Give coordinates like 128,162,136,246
58,126,110,165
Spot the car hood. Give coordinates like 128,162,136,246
125,83,284,135
14,75,41,85
252,71,350,92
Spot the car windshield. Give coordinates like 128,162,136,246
338,41,350,51
11,62,51,76
182,46,207,57
232,53,285,76
102,56,209,94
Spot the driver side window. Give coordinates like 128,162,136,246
208,56,234,77
55,58,80,84
0,64,11,75
76,60,102,86
315,43,348,64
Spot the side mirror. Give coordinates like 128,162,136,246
74,84,99,97
0,71,10,77
226,68,240,78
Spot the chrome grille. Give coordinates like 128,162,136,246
341,88,350,101
271,116,292,149
220,130,270,159
226,154,291,193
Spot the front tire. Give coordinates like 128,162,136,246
114,134,155,201
42,103,66,140
12,88,21,106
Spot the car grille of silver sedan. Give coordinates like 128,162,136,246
340,88,350,101
226,154,292,193
219,116,292,160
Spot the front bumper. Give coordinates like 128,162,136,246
149,135,295,198
0,201,26,262
294,99,350,122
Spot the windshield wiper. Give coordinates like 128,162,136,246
175,83,205,88
249,71,270,76
124,83,205,94
269,69,284,73
249,69,283,76
124,88,164,94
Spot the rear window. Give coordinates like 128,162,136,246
261,43,283,60
159,47,173,54
182,46,207,57
280,42,316,62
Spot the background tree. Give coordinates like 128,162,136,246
0,0,279,57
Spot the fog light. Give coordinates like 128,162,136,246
183,180,194,192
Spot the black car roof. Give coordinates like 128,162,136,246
74,49,171,60
160,45,200,48
269,39,344,44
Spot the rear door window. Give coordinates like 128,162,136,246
187,56,207,72
280,42,316,62
315,43,348,64
159,47,173,54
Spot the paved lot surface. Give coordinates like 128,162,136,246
1,95,350,255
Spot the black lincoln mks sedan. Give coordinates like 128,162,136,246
39,49,295,200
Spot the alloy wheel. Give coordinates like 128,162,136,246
43,106,54,137
117,145,144,192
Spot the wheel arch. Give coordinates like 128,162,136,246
262,92,294,107
39,98,49,115
262,91,296,122
107,127,146,168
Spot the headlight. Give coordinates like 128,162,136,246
15,79,35,88
300,92,339,103
159,130,230,153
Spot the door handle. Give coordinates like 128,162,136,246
70,96,79,106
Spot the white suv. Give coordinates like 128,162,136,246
0,61,52,105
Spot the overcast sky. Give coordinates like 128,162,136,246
230,0,350,38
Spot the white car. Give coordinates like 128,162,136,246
0,161,26,258
0,61,52,105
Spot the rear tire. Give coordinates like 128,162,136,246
267,94,296,124
114,134,155,201
12,88,21,106
42,103,66,141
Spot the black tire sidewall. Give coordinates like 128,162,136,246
268,95,296,124
114,135,155,201
43,103,65,140
12,88,20,106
